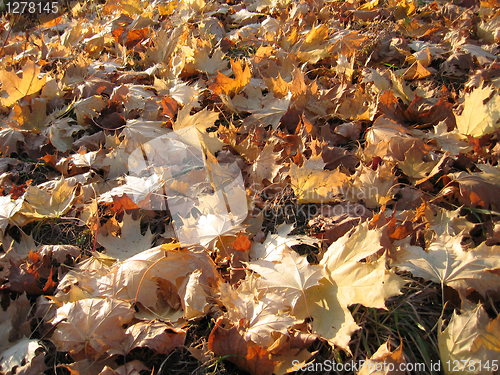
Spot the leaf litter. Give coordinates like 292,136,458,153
1,0,500,374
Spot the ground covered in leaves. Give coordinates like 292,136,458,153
1,0,500,374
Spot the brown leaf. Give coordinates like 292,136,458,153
445,169,500,210
8,260,43,295
404,96,456,129
208,318,275,375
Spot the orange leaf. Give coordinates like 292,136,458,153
43,268,57,293
209,59,251,97
232,233,251,251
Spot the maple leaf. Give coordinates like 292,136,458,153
247,247,326,309
232,232,252,251
12,98,48,132
0,61,46,107
0,128,24,156
209,59,251,97
106,245,220,320
322,223,405,309
192,45,227,75
294,224,404,351
113,321,186,356
208,317,276,375
358,341,406,375
456,85,500,137
293,278,360,352
51,298,134,359
393,235,500,298
249,223,320,262
425,121,471,156
48,118,84,153
97,213,154,261
290,155,349,204
426,206,475,237
73,95,107,126
20,177,77,221
0,293,31,353
0,196,23,233
173,103,225,155
242,94,291,131
0,338,45,375
221,287,297,347
245,142,282,191
445,168,500,210
120,118,170,152
348,163,398,208
438,302,500,375
397,144,443,184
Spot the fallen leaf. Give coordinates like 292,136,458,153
248,247,326,309
393,236,500,298
20,177,77,221
116,321,186,355
97,213,155,261
358,341,406,375
232,233,252,251
456,85,500,137
438,302,500,375
0,196,23,233
51,298,134,359
290,155,349,204
0,61,46,107
209,59,251,97
208,317,276,375
0,338,44,375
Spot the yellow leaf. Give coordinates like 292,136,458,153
158,0,178,15
439,302,500,375
322,223,405,309
20,177,76,221
0,61,46,107
173,102,224,155
358,0,379,10
456,85,500,138
51,298,134,358
290,155,349,204
358,341,406,375
303,24,329,50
